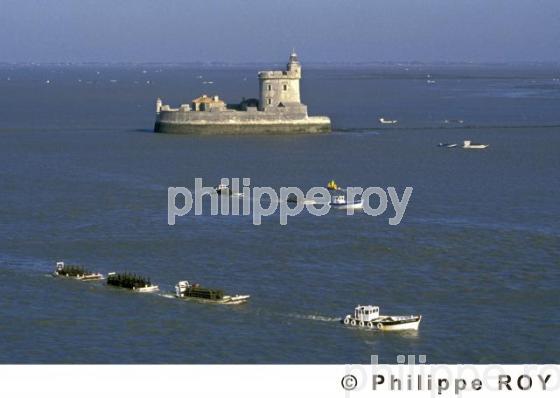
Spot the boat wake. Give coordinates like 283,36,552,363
158,293,176,300
284,313,342,323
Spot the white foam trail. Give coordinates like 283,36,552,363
285,313,342,323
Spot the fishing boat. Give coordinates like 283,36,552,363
215,183,244,197
437,143,458,148
215,183,230,195
330,195,363,210
106,272,159,293
175,280,250,304
53,261,104,281
462,140,489,149
379,118,398,125
343,305,421,331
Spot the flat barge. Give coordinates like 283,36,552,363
107,272,159,293
53,261,104,281
175,280,249,304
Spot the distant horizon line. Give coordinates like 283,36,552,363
1,60,560,68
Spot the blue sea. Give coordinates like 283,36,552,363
0,63,559,363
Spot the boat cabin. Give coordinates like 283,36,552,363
354,305,380,322
331,195,346,204
56,261,65,272
176,280,191,296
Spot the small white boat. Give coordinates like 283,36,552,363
330,195,363,210
215,183,230,195
427,80,436,84
215,183,244,197
175,281,250,305
343,305,421,331
53,261,104,281
462,140,489,149
379,118,398,125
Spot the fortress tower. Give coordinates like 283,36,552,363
258,52,302,111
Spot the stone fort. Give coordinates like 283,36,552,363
154,52,331,134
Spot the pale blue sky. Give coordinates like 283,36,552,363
1,0,559,63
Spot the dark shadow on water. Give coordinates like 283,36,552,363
130,128,155,134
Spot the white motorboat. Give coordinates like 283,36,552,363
215,183,244,197
330,195,363,210
53,261,104,281
343,305,422,331
215,183,230,195
462,140,489,149
379,118,398,125
175,281,250,304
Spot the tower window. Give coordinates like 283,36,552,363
267,98,272,105
267,84,272,91
283,84,288,91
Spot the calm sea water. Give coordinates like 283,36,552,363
0,64,559,363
